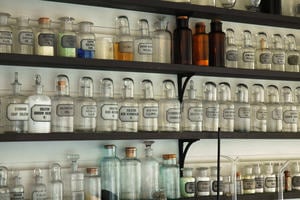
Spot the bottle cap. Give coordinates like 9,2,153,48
0,12,10,25
122,78,134,98
116,16,130,35
79,21,93,32
38,17,51,24
251,84,264,103
281,86,293,103
182,168,193,177
267,85,279,103
56,74,70,95
50,163,62,181
162,154,176,160
218,82,231,101
125,147,136,158
163,80,176,99
142,79,154,99
79,76,94,97
138,19,150,37
243,30,253,47
101,78,114,98
204,82,217,101
104,144,116,149
236,84,249,103
273,34,283,49
187,80,196,100
86,167,99,175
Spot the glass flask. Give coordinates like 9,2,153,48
118,78,139,132
96,78,118,132
264,163,276,193
49,163,63,200
138,80,158,132
114,16,133,61
245,0,261,11
253,163,264,193
13,16,34,55
0,13,12,53
152,17,172,63
100,144,120,200
266,85,282,132
32,168,47,200
35,17,55,56
51,74,74,132
67,154,84,200
74,77,97,132
25,74,51,133
134,19,152,62
3,72,29,133
219,0,236,8
160,154,180,199
295,87,300,132
281,86,297,132
181,80,202,132
271,34,285,71
141,141,159,200
10,171,24,200
0,166,9,200
158,80,180,132
234,84,250,132
210,166,223,196
250,84,267,132
225,28,238,68
239,30,255,69
209,19,225,67
180,168,195,197
291,162,300,190
57,17,76,57
120,147,141,200
196,167,210,196
255,32,272,70
202,82,219,132
76,21,95,58
192,22,209,66
285,34,299,72
218,82,234,132
85,168,101,200
242,166,255,194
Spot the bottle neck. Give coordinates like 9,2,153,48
105,147,116,157
35,85,43,95
176,18,189,28
195,25,206,34
211,21,222,32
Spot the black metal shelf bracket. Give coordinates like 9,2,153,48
177,73,195,103
178,139,199,176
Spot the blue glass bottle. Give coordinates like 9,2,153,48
76,21,95,58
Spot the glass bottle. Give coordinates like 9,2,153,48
85,168,101,200
291,162,300,190
35,17,55,56
67,154,84,200
250,84,267,132
223,176,232,196
209,19,225,67
225,28,238,68
285,34,299,72
3,72,29,133
180,168,195,197
266,85,282,132
76,21,95,58
218,82,234,132
96,78,118,132
160,154,180,199
264,163,276,193
239,30,255,69
134,19,152,62
25,74,51,133
152,17,172,63
138,80,158,132
0,166,10,200
259,0,282,14
141,141,159,200
210,166,223,196
242,165,255,194
120,147,141,200
196,167,210,196
13,16,34,55
284,170,292,192
192,22,209,66
181,80,203,132
158,80,180,132
74,77,97,132
57,17,76,57
0,13,12,53
10,171,24,200
118,78,139,132
114,16,133,61
281,86,298,132
271,34,285,71
236,172,243,195
51,74,74,132
100,144,120,200
173,16,192,65
49,163,63,200
255,32,272,70
245,0,261,11
296,87,300,132
234,84,250,132
32,168,47,200
253,163,264,193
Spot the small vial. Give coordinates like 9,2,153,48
266,85,282,132
0,166,10,200
255,32,272,70
285,34,299,72
225,28,238,68
272,34,285,71
134,19,152,62
180,168,195,197
250,84,267,132
239,30,255,69
10,171,24,200
193,22,209,66
242,166,255,194
264,163,276,193
76,21,95,58
236,172,243,195
234,84,250,132
35,17,55,56
57,17,76,57
196,167,210,196
32,169,47,200
291,162,300,190
85,168,101,200
0,13,13,53
210,166,223,196
253,164,264,193
218,82,234,132
49,163,63,200
14,16,34,55
281,86,298,132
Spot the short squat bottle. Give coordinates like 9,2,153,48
76,21,95,58
271,34,285,71
242,166,255,194
264,163,276,193
218,82,234,132
209,19,225,67
281,86,298,132
266,85,282,132
0,166,10,200
196,167,210,196
255,32,272,70
85,168,101,200
210,166,223,196
57,17,76,57
35,17,55,56
180,168,195,197
285,34,299,72
0,13,12,53
234,84,250,132
49,163,63,200
14,16,34,55
250,84,267,132
10,171,24,200
253,164,264,193
239,30,255,69
32,168,47,200
134,19,152,62
192,22,209,66
225,28,238,68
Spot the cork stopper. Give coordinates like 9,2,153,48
86,167,99,175
162,154,176,160
38,17,50,24
125,147,136,158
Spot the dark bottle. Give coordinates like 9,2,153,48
173,16,192,65
193,22,209,66
209,19,225,67
260,0,281,14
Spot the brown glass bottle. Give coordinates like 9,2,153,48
173,16,192,65
192,22,209,66
209,19,225,67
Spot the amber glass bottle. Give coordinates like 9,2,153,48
209,19,225,67
192,22,209,66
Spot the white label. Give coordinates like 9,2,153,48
273,53,285,64
238,107,250,118
19,31,34,45
101,104,118,120
188,107,203,122
32,191,47,200
197,181,210,192
38,33,54,46
0,31,12,45
81,105,97,118
61,35,76,48
265,177,276,188
119,41,133,53
7,103,29,121
166,108,180,123
119,106,139,122
288,55,299,65
143,106,158,118
272,108,282,120
212,181,223,192
138,43,152,55
11,192,24,200
31,105,51,122
256,108,267,120
81,39,95,51
205,107,218,118
222,108,234,119
259,53,272,64
226,50,238,61
56,104,74,117
243,51,255,62
283,110,298,124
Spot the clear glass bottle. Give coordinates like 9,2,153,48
285,34,299,72
120,147,141,200
192,22,209,66
158,80,180,132
49,163,63,200
250,84,267,132
32,168,47,200
239,30,255,69
255,32,272,70
25,74,51,133
236,172,243,195
57,17,76,57
281,86,297,132
225,28,238,68
100,144,120,200
202,82,219,132
218,82,234,132
13,16,34,55
0,13,12,53
266,85,282,132
67,154,84,200
160,154,180,199
0,166,10,200
138,80,158,132
74,77,97,132
253,163,264,193
234,84,250,132
264,163,276,193
291,162,300,190
209,19,225,67
180,168,195,197
3,72,29,133
51,74,74,132
223,176,232,196
114,16,133,61
295,87,300,132
245,0,261,11
141,141,159,200
118,78,139,132
85,168,101,200
210,166,223,196
10,171,24,200
76,21,95,58
242,165,255,194
35,17,55,56
271,34,285,71
134,19,152,62
96,78,118,132
181,80,203,132
196,167,210,196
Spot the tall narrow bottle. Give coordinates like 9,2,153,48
85,168,101,200
225,28,238,68
285,34,299,72
210,166,223,195
0,13,12,53
266,85,282,132
35,17,55,56
0,166,10,200
239,30,255,69
13,16,34,55
242,166,255,194
250,84,267,132
209,19,225,67
218,82,234,132
281,86,297,132
234,84,250,132
272,34,285,71
76,21,95,58
264,163,276,193
57,17,76,57
10,171,24,200
192,22,209,66
134,19,152,62
255,32,272,70
295,87,300,132
32,168,47,200
253,164,264,193
49,163,63,200
67,154,84,200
